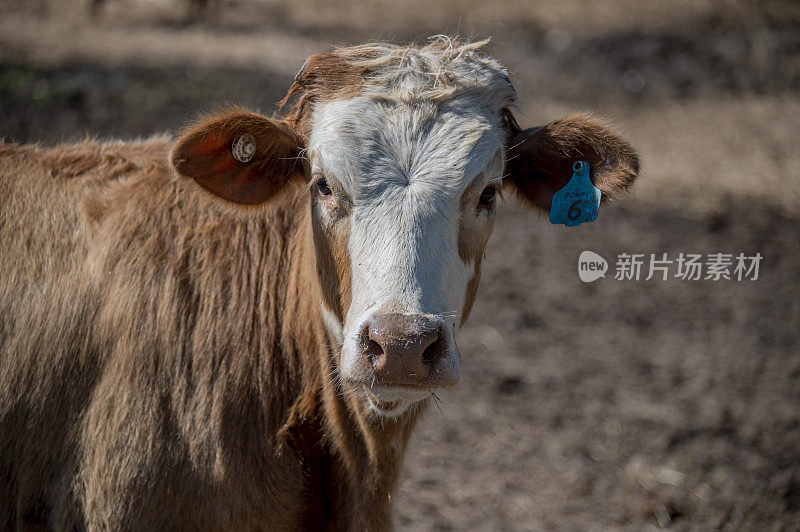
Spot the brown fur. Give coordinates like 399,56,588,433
0,135,417,530
281,52,368,137
457,171,498,325
170,108,307,207
0,42,639,531
503,110,640,211
312,203,353,325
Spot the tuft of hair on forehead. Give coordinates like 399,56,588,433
280,36,517,135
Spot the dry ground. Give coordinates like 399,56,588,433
1,0,799,529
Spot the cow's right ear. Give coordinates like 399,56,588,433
503,111,639,212
170,108,307,206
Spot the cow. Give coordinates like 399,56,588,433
0,38,639,530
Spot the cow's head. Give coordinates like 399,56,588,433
170,39,639,417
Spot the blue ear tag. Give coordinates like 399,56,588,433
549,161,601,227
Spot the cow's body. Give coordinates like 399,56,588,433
0,141,409,529
0,39,639,530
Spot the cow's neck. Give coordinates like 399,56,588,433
278,188,428,527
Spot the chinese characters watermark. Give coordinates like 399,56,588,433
578,251,762,282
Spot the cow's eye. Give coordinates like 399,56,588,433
479,185,496,206
316,177,332,197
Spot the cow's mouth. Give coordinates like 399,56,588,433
361,384,431,417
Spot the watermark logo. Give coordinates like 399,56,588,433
578,251,762,282
578,250,609,282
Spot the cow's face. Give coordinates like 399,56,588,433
307,93,512,413
170,40,639,417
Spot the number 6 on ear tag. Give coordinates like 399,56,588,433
549,161,601,227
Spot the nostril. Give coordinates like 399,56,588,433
421,337,444,363
366,339,383,358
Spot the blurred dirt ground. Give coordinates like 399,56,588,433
1,0,799,529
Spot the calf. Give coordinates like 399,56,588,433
0,38,639,530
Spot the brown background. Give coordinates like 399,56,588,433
1,0,799,528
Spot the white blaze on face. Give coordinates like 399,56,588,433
309,95,505,384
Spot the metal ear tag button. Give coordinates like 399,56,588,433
232,133,256,163
549,161,601,227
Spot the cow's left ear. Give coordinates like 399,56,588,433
170,108,307,207
503,112,640,212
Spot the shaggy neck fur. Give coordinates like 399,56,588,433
281,186,427,528
0,140,423,529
